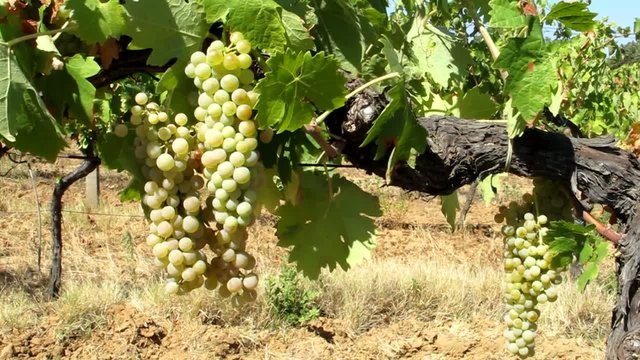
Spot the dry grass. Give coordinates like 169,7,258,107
0,159,615,356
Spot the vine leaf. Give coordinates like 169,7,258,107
38,55,100,125
440,192,459,230
309,0,364,73
495,20,556,122
0,46,65,161
201,0,314,52
157,62,199,116
488,0,528,28
276,171,382,279
407,20,470,89
479,173,506,205
546,1,597,32
361,81,427,175
254,50,346,132
122,0,209,66
459,87,499,119
66,0,126,44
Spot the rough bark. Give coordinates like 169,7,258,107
328,112,640,359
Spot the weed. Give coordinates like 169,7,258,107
265,265,319,326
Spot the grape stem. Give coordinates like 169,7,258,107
315,72,400,126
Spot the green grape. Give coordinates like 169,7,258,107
135,92,149,105
236,104,253,121
190,51,206,64
220,74,240,92
222,101,237,116
156,153,175,172
223,53,240,70
194,63,212,79
114,124,129,137
172,138,190,155
236,39,251,54
229,31,244,44
178,237,194,251
213,89,230,104
206,50,224,66
198,93,214,108
226,277,243,293
182,216,200,234
237,53,252,69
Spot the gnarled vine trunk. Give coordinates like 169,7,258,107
328,111,640,359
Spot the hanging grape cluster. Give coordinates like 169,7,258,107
501,212,563,358
129,32,263,305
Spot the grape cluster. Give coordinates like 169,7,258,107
130,32,263,305
502,213,562,358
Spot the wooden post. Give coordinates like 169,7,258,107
85,166,100,209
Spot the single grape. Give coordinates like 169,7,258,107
135,92,148,105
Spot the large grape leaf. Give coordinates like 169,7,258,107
38,55,100,125
66,0,126,44
200,0,314,52
546,1,596,32
254,50,346,132
309,0,364,73
495,20,556,122
361,81,427,173
459,87,499,119
0,45,65,161
276,171,382,278
122,0,209,66
407,20,470,89
488,0,527,28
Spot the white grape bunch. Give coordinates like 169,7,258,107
131,31,264,305
502,212,562,358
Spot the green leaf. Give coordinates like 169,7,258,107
156,62,199,116
0,46,65,161
38,55,100,125
407,21,470,89
547,236,578,255
578,243,593,264
310,0,364,73
200,0,314,52
255,167,284,213
503,98,525,138
120,177,144,202
489,0,527,28
548,220,595,236
479,173,506,205
459,87,499,119
225,0,288,53
122,0,209,66
280,8,316,52
254,50,347,132
546,1,596,32
635,17,640,40
361,81,427,173
66,0,126,44
440,192,458,229
495,20,556,122
276,171,382,278
577,262,598,292
594,241,609,263
380,35,402,73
